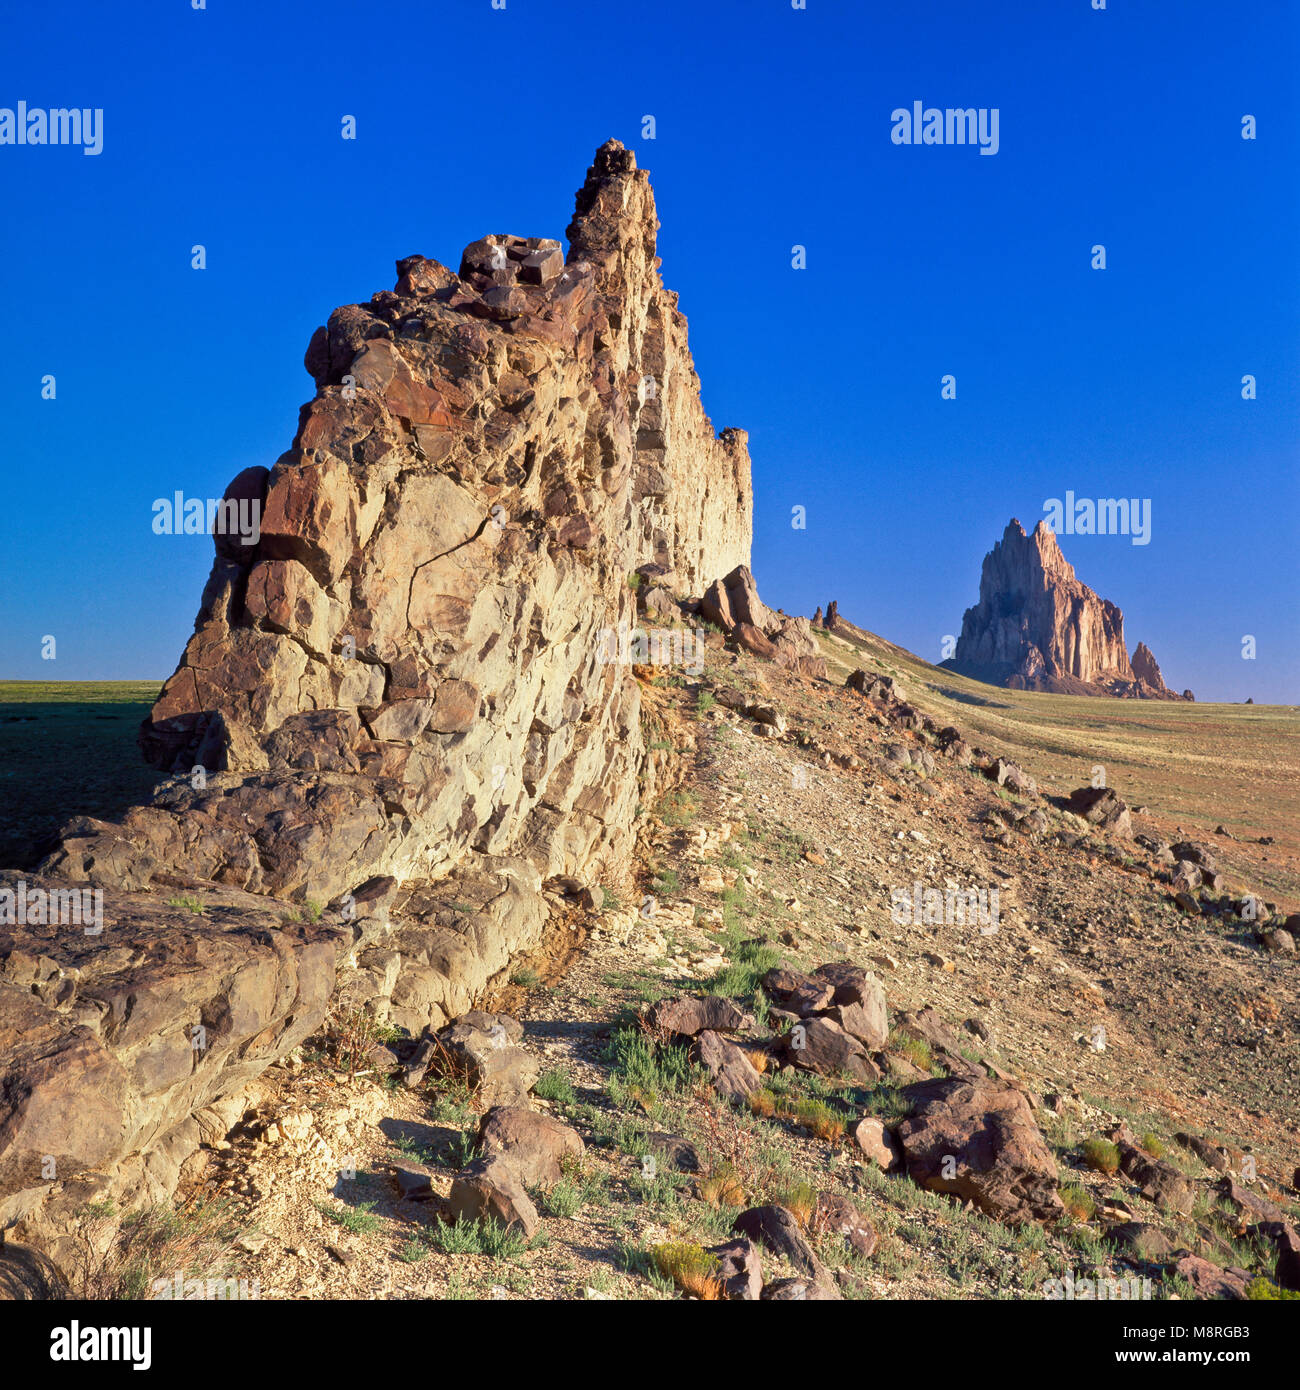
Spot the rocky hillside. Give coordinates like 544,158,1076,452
943,519,1191,701
10,597,1292,1304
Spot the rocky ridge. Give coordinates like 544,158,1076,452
0,140,754,1261
11,607,1290,1302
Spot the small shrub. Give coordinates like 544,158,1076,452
650,868,680,897
651,1242,723,1300
887,1029,934,1073
426,1084,475,1128
656,790,698,827
707,936,782,1001
66,1198,241,1300
1081,1139,1121,1176
166,895,204,916
748,1089,778,1119
700,1163,746,1209
859,1084,912,1124
543,1178,582,1219
312,1199,384,1237
605,1026,694,1096
1140,1132,1166,1159
788,1097,846,1144
323,1005,397,1080
1060,1184,1096,1222
430,1215,531,1260
1245,1277,1300,1300
776,1182,817,1229
534,1069,576,1105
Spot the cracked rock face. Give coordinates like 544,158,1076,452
45,139,752,907
943,519,1186,700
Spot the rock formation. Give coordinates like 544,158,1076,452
0,140,754,1254
699,566,826,676
1130,641,1180,698
941,519,1190,699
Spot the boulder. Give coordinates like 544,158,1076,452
699,565,772,632
438,1016,538,1107
1172,1256,1249,1300
391,1160,437,1201
1172,861,1202,894
641,1132,701,1174
1249,1221,1300,1291
1216,1176,1286,1226
762,966,834,1016
850,1117,903,1172
700,567,825,676
814,962,888,1049
896,1078,1062,1224
1105,1222,1175,1262
785,1016,881,1083
1174,1133,1233,1174
446,1155,539,1236
696,1030,762,1103
649,995,747,1038
986,759,1037,797
813,1191,877,1257
1118,1145,1195,1217
732,1205,824,1281
1065,786,1132,835
475,1106,584,1188
1171,842,1218,870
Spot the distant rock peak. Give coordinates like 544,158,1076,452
943,518,1189,700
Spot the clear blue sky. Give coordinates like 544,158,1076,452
1,0,1296,702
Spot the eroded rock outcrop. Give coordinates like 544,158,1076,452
119,138,750,899
941,519,1188,699
1130,641,1181,698
0,140,753,1255
700,565,826,676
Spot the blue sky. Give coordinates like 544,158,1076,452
1,0,1296,701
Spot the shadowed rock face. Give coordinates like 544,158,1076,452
942,519,1187,700
1,141,753,1250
